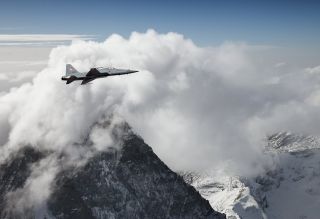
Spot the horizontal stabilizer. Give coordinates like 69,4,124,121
66,75,77,84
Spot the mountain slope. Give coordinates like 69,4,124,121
0,121,225,219
182,173,266,219
184,132,320,219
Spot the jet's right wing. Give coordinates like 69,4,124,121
86,68,102,77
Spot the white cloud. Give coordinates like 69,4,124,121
5,155,58,217
0,34,94,42
305,65,320,74
274,62,286,68
0,73,9,81
0,70,38,83
0,47,51,90
0,34,95,46
10,70,37,82
0,60,47,65
0,29,320,180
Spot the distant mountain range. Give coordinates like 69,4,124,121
182,132,320,219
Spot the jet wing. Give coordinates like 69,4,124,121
81,78,96,85
86,68,101,77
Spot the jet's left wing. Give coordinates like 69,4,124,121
81,78,96,85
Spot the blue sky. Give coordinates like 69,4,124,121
1,0,320,47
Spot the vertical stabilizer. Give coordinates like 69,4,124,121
66,64,79,76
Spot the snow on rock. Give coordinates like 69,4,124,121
183,173,266,219
183,132,320,219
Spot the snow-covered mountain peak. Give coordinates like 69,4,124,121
184,132,320,219
266,132,320,153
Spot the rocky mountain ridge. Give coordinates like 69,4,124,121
183,132,320,219
0,121,225,219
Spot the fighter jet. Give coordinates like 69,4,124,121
61,64,139,85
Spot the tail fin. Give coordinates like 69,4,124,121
66,64,79,76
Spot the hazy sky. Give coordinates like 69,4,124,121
1,0,320,47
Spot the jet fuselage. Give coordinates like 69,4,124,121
61,64,138,85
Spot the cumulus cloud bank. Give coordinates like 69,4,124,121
0,29,319,178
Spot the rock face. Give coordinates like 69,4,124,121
0,147,44,217
183,132,320,219
0,123,225,219
182,173,267,219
